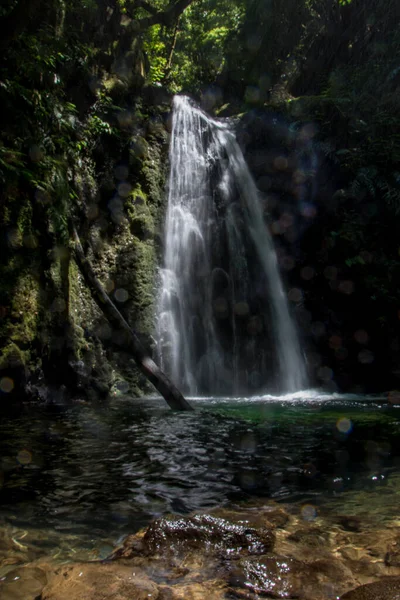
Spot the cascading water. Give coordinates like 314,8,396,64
156,95,307,395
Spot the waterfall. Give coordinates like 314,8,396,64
156,95,307,395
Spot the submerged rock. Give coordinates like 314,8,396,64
0,566,47,600
40,563,159,600
340,577,400,599
229,554,314,598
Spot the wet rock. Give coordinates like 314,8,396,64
340,577,400,599
287,526,330,548
210,504,290,530
141,514,275,559
337,515,363,532
40,562,159,600
228,553,320,599
262,506,290,529
386,537,400,567
0,565,47,599
159,580,227,599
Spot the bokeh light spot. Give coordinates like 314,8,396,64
17,449,32,465
358,349,374,364
335,347,348,361
388,391,400,405
300,266,315,281
288,288,303,303
354,329,369,344
337,417,352,434
234,301,250,317
299,123,317,140
280,212,294,228
281,256,295,271
213,297,228,317
324,266,338,281
329,335,342,350
271,221,282,235
300,202,317,218
301,504,317,521
117,182,132,198
293,169,307,185
104,279,115,293
311,322,326,337
0,377,14,393
114,288,129,303
338,280,354,295
273,156,288,171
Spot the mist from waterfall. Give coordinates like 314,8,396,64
156,96,307,395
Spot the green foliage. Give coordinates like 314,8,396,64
143,0,245,92
143,24,168,83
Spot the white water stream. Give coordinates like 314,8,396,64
156,96,307,395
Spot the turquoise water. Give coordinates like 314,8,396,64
0,390,398,552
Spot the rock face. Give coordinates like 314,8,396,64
0,85,172,406
340,577,400,599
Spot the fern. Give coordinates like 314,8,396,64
350,167,378,199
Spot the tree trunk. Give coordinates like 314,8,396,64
71,225,193,411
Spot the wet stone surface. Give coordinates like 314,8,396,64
228,554,315,598
3,494,400,599
340,577,400,599
40,562,160,600
141,514,276,559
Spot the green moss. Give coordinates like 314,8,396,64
0,341,26,371
130,239,156,329
140,136,168,222
125,185,155,240
68,258,99,360
129,136,149,161
8,271,40,349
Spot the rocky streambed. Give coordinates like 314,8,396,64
2,493,400,600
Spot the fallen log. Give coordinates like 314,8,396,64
71,225,193,411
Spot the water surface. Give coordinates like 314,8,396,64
0,390,398,557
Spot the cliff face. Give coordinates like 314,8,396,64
237,106,400,394
0,80,173,406
1,84,398,405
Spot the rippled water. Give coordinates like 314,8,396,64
0,390,399,554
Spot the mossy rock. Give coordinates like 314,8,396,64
0,341,26,371
125,186,155,240
0,342,28,400
7,271,40,349
129,136,149,161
